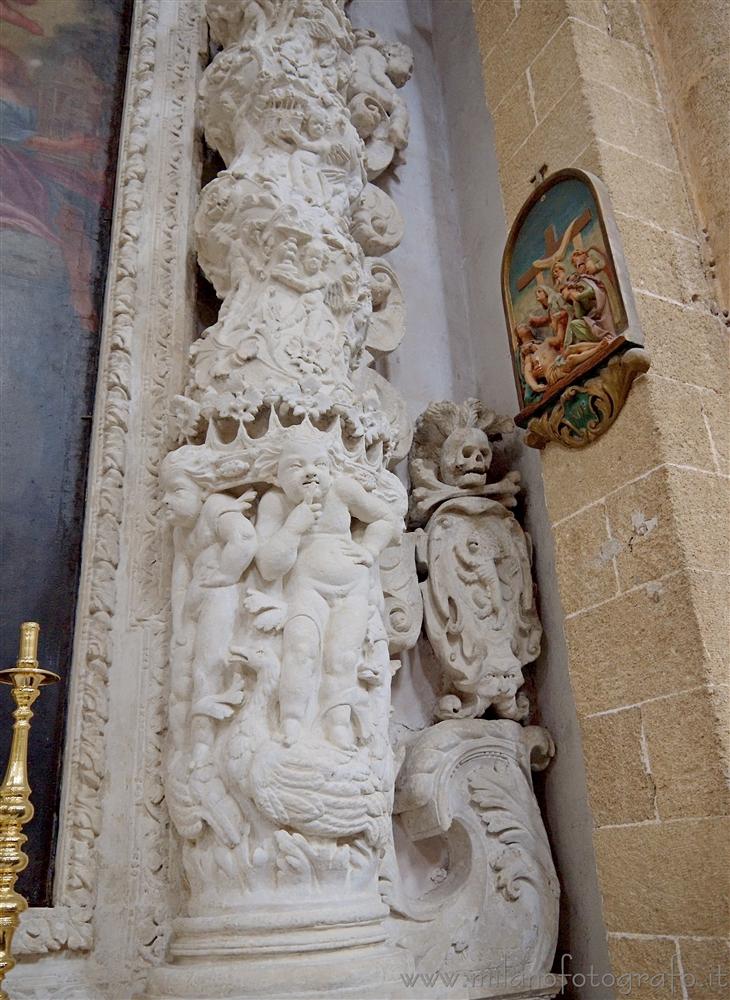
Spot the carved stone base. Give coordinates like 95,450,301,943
145,961,562,1000
144,943,407,999
169,896,388,958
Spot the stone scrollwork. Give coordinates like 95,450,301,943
392,720,559,984
524,346,651,448
383,398,560,994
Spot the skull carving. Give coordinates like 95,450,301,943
440,428,492,489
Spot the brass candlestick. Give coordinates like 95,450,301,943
0,623,59,1000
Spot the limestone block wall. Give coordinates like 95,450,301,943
472,0,729,991
640,0,730,311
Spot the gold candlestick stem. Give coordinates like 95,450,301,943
0,623,59,1000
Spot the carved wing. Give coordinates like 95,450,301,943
251,741,388,846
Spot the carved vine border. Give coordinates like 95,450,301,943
15,0,202,956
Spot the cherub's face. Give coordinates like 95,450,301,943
306,114,326,139
387,44,413,87
162,471,203,524
278,439,332,503
302,240,327,275
440,428,492,489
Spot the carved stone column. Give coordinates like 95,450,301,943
147,2,413,996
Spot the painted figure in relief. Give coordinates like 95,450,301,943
254,424,400,749
503,172,629,414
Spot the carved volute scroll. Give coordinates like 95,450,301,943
392,720,559,983
148,2,414,996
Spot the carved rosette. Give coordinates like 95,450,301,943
149,1,414,991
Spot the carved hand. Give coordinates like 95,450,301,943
286,500,322,534
339,539,374,566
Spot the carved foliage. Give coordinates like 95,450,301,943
159,0,414,933
392,720,559,978
421,497,541,721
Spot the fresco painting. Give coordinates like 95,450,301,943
0,0,132,905
502,171,632,422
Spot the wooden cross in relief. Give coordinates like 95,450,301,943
516,208,592,291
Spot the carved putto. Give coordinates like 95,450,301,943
154,3,415,988
409,400,542,721
162,407,407,905
347,28,413,180
149,3,560,996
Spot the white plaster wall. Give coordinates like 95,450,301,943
350,2,614,995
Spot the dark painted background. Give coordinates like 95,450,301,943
0,0,132,906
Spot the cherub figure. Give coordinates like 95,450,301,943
254,425,399,749
161,452,257,762
347,29,413,177
282,107,361,205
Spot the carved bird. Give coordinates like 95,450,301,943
250,739,388,846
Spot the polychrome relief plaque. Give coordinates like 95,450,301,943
502,169,649,448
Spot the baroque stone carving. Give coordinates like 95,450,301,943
392,720,559,984
381,400,559,994
347,28,413,180
409,400,542,721
147,3,414,995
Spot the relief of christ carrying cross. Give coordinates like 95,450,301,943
501,168,646,436
516,208,592,291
